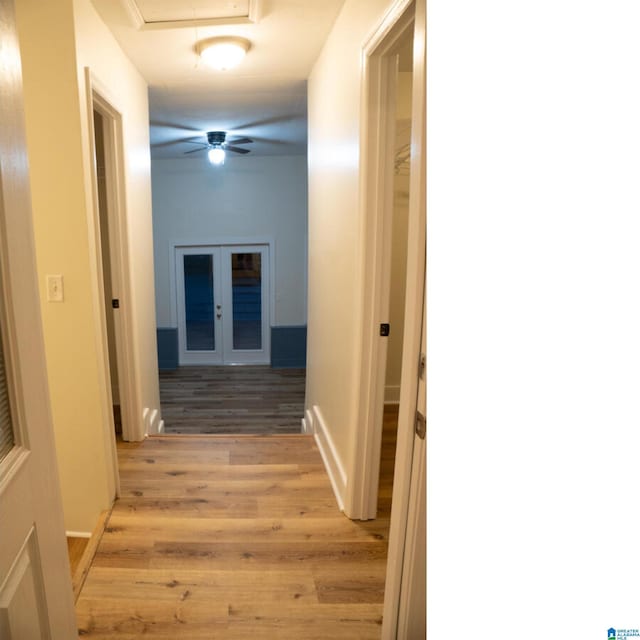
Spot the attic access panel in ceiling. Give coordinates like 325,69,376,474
124,0,259,29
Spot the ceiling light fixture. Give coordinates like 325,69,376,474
208,147,226,165
196,36,251,71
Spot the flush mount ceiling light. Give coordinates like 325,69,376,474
196,36,251,71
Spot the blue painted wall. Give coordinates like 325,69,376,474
157,328,178,370
271,326,307,369
157,325,307,369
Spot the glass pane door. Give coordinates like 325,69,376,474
221,245,270,364
230,252,262,350
184,254,215,351
176,248,222,364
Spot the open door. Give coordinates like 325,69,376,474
349,0,425,521
0,1,78,636
396,310,426,637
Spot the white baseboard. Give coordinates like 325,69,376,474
312,405,346,512
301,408,314,434
149,409,159,434
142,407,149,435
143,407,162,435
65,530,91,538
384,384,401,404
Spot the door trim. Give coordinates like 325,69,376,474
348,0,417,521
381,0,426,635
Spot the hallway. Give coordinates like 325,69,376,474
74,424,395,638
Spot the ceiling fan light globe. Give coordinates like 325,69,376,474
208,147,226,165
199,38,250,71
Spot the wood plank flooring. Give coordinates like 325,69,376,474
75,410,398,639
378,404,398,517
67,537,89,577
159,366,305,435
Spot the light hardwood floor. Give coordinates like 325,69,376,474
67,537,89,577
74,410,398,638
159,366,305,435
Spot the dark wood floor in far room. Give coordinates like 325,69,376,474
159,365,305,435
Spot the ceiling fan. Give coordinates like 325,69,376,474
185,131,253,164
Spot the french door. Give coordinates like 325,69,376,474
176,244,270,365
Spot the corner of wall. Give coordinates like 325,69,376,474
384,385,401,404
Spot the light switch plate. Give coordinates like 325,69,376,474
46,275,64,302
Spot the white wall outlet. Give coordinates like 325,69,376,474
46,275,64,302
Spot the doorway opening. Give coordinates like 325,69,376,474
88,82,141,444
159,240,305,435
349,0,417,522
93,109,121,435
378,28,415,520
88,77,143,448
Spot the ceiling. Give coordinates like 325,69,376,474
92,0,347,158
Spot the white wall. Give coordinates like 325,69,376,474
15,0,159,532
152,155,308,328
305,0,398,501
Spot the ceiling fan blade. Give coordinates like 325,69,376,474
227,137,253,145
235,114,300,129
151,136,203,149
225,145,251,155
150,120,202,134
184,146,209,155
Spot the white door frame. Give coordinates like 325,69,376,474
0,1,78,633
85,68,142,450
175,242,271,365
348,0,419,520
382,0,426,634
